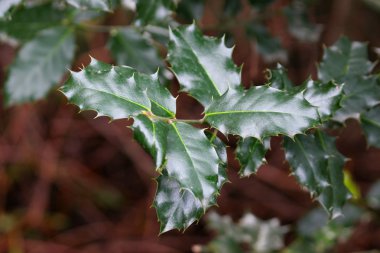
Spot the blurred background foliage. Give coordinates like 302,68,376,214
0,0,380,252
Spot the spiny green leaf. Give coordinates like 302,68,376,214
360,106,380,148
283,130,350,218
236,137,268,177
166,122,220,207
61,59,150,119
154,172,203,233
61,58,176,120
205,86,320,140
334,76,380,121
0,0,21,17
66,0,111,11
168,24,241,107
302,80,344,120
5,27,75,106
108,28,163,74
132,115,168,169
0,3,66,42
318,37,373,83
135,0,176,26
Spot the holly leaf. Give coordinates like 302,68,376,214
154,172,204,233
135,0,175,26
360,106,380,148
132,115,168,169
236,137,268,177
165,122,220,207
108,28,163,74
62,58,177,120
302,80,344,120
0,3,66,42
4,27,75,106
66,0,111,11
318,37,373,83
0,0,21,17
168,24,241,107
204,86,320,140
283,130,350,218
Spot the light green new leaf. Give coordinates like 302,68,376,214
166,122,220,207
0,0,21,17
66,0,111,11
283,130,350,218
132,115,168,169
236,137,268,177
302,80,344,120
108,28,163,74
5,27,75,106
318,37,373,83
0,4,66,42
205,86,320,140
168,24,241,107
360,106,380,148
154,172,204,233
61,58,176,120
135,0,175,26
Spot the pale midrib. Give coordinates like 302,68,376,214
171,124,205,200
175,31,222,97
150,99,175,118
80,86,150,111
362,116,380,128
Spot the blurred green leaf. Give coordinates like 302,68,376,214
66,0,111,11
5,27,75,105
360,106,380,148
283,130,350,218
108,28,163,73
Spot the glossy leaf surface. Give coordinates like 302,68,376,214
205,86,320,139
61,59,176,120
154,172,203,233
108,28,163,74
236,137,267,177
5,27,75,105
165,123,219,207
360,106,380,148
168,24,241,107
283,130,350,218
0,0,21,17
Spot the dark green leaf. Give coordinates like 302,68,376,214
61,58,176,120
5,27,75,105
360,106,380,148
66,0,111,11
0,3,66,42
168,24,241,107
132,115,168,169
165,122,220,207
135,0,175,26
303,80,344,120
205,86,320,140
334,76,380,121
318,37,373,83
283,130,350,218
236,137,267,177
108,28,163,74
154,172,203,233
176,0,204,22
0,0,21,17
